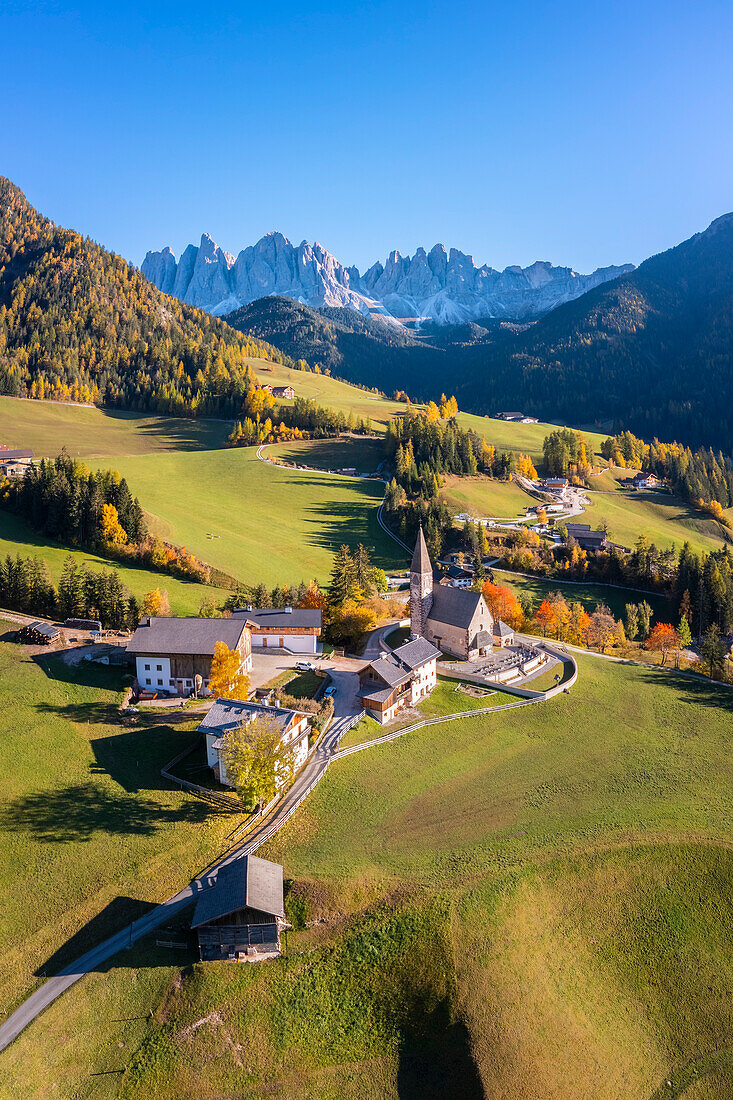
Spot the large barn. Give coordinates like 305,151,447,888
191,856,286,961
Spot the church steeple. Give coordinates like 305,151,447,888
410,526,434,637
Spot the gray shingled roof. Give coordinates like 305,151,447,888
191,856,284,927
360,684,399,704
127,617,249,656
198,698,301,737
232,607,322,630
411,527,432,574
0,449,34,460
492,620,514,638
473,630,493,647
427,585,485,630
393,636,441,670
367,653,411,689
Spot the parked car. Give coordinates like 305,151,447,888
295,660,315,671
324,685,337,698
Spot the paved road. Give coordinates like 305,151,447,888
0,667,362,1053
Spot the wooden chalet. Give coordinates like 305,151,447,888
127,616,253,696
191,856,286,961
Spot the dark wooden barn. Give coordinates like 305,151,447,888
191,856,286,961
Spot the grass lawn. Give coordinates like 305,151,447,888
5,656,732,1096
0,625,239,1017
492,566,675,622
265,435,386,474
249,359,415,429
0,395,230,457
0,510,222,616
441,473,536,519
112,446,405,587
583,489,731,556
458,413,609,467
586,465,638,492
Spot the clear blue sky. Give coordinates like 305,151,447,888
3,0,732,274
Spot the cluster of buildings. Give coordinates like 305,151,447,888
495,411,539,423
258,384,295,400
0,447,34,479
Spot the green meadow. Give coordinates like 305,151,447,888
0,395,230,457
0,624,235,1017
2,656,732,1098
584,489,731,556
0,511,221,615
458,412,609,466
112,446,405,587
440,473,537,519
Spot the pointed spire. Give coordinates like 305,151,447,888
411,525,431,574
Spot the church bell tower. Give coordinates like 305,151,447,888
410,526,434,637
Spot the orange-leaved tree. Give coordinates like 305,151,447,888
482,581,525,630
533,599,559,638
645,622,679,666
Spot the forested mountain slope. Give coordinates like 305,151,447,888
0,178,290,416
453,212,733,448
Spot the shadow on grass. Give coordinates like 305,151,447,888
397,998,484,1099
33,651,131,693
0,781,228,843
35,898,199,979
637,664,733,713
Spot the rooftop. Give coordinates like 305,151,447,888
427,585,487,630
232,607,322,630
191,856,284,927
127,616,250,656
198,698,303,738
411,526,432,575
0,448,34,461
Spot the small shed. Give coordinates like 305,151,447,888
191,856,286,961
17,621,60,645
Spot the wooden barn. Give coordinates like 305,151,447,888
191,856,286,961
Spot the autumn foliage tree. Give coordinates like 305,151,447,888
140,588,171,617
644,623,679,665
208,641,251,700
481,582,525,630
220,714,295,810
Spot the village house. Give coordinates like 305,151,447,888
273,385,295,399
410,528,510,660
359,636,440,724
232,606,322,653
191,855,287,961
632,470,659,490
564,523,608,551
441,564,474,588
0,447,34,479
198,697,311,786
127,616,252,696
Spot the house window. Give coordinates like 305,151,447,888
157,678,163,686
144,663,150,671
169,679,175,686
156,664,162,671
145,678,151,685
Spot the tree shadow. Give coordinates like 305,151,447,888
33,651,131,693
0,781,226,843
397,997,484,1099
637,665,733,714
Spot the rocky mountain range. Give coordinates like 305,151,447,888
141,232,633,325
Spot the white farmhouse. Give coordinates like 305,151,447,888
198,698,311,787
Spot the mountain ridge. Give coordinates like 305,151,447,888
142,232,633,325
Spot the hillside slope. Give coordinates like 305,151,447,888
0,178,288,417
454,212,733,448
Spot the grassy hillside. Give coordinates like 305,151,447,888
266,435,386,474
0,511,221,615
249,359,414,429
0,396,230,457
440,473,536,519
113,447,405,587
2,657,732,1098
585,489,730,555
457,413,608,466
0,625,235,1016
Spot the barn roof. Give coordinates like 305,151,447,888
191,856,284,926
232,607,322,630
127,617,250,656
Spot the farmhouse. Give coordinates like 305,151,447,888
633,470,659,490
199,697,311,786
0,447,34,478
273,385,295,399
17,620,60,645
411,528,508,660
441,564,474,588
232,606,322,654
564,523,608,551
359,636,440,724
127,616,252,696
191,855,286,961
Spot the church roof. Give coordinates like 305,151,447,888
426,585,487,630
411,527,432,574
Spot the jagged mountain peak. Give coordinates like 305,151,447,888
141,231,634,323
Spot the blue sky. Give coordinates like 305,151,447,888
3,0,732,273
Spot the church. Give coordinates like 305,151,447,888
410,527,514,660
